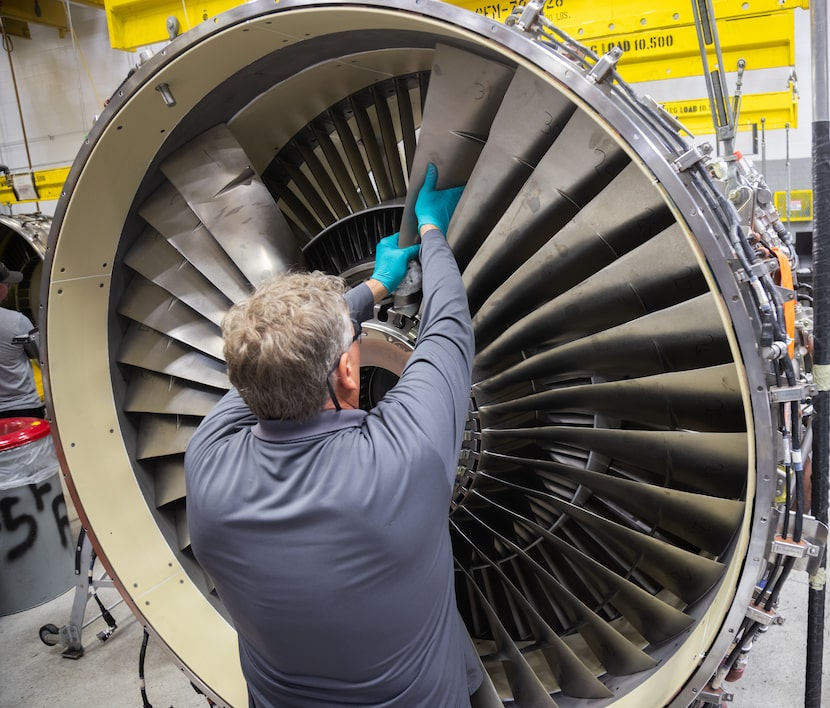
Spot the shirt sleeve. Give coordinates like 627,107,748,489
345,283,374,323
14,312,33,338
369,229,474,488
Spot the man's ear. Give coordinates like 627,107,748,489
336,350,360,392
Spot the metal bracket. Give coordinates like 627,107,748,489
672,145,708,172
766,509,828,575
587,47,622,84
9,171,39,201
746,258,779,279
505,0,544,34
768,383,818,403
733,257,778,284
641,94,694,137
745,603,783,626
771,534,821,559
59,624,84,659
750,258,780,278
697,687,734,703
166,15,179,41
773,284,796,302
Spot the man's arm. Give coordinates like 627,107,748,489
345,282,375,322
365,279,389,303
373,228,474,487
12,314,39,359
369,165,472,486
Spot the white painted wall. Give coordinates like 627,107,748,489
0,4,165,215
0,7,129,182
633,5,819,206
0,3,823,216
636,8,815,162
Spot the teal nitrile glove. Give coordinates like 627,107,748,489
371,233,421,292
414,162,465,235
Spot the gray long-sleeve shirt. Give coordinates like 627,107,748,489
185,230,481,707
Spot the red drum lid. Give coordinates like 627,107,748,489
0,417,50,451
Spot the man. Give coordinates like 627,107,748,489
0,263,44,419
185,164,483,707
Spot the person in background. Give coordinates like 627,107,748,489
0,263,44,419
185,164,483,707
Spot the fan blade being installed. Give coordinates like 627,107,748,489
43,1,810,706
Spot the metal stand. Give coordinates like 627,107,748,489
37,527,123,659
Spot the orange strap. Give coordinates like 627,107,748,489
772,248,796,358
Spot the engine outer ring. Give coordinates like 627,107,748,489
43,2,774,706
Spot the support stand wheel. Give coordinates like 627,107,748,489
38,623,60,646
36,528,120,660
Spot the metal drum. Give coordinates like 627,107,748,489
0,418,73,615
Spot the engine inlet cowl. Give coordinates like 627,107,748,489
44,1,777,706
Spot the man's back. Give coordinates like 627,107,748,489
186,175,479,706
187,394,476,706
0,307,41,413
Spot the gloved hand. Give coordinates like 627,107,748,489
414,163,465,235
371,233,421,292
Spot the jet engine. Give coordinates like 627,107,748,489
43,0,815,705
0,213,48,320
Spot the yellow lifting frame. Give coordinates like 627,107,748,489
0,0,69,37
520,0,806,38
662,90,798,135
102,0,808,53
0,167,72,206
0,1,804,204
0,91,795,206
0,17,33,40
581,13,795,83
104,0,234,50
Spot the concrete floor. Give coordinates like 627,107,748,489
0,581,208,708
1,558,828,708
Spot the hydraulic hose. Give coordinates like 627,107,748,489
807,3,829,704
139,628,153,708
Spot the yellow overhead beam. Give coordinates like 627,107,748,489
462,0,805,83
0,16,32,39
661,90,798,135
0,167,72,206
0,0,68,36
101,0,808,71
104,0,237,50
462,0,808,31
586,13,795,83
558,0,804,36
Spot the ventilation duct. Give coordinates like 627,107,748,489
44,1,790,705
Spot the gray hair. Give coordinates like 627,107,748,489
221,271,352,421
